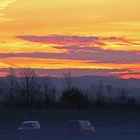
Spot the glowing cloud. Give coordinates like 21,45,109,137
17,35,132,47
0,0,17,10
17,35,140,52
0,0,17,22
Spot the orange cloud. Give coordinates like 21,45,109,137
121,74,140,79
0,71,9,77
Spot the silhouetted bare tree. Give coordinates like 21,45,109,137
95,81,104,107
118,88,128,109
51,85,57,102
20,68,41,105
41,77,53,107
63,69,73,91
5,68,19,104
107,85,112,99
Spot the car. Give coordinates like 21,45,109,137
18,121,41,130
65,120,95,134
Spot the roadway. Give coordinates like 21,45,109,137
0,126,140,140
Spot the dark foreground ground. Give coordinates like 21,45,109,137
0,109,140,140
1,126,140,140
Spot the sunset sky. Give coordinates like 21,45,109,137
0,0,140,78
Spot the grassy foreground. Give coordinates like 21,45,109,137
0,109,140,129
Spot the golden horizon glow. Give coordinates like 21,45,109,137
1,57,140,70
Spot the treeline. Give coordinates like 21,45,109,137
0,68,139,110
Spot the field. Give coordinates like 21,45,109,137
0,109,140,129
0,109,140,139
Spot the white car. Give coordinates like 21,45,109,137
18,121,41,130
66,120,95,134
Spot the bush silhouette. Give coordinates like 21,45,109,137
60,88,89,109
